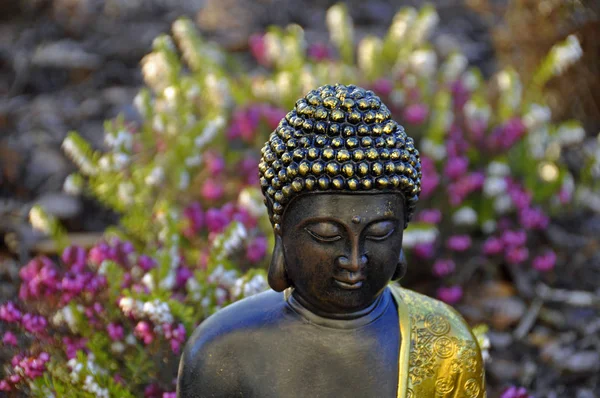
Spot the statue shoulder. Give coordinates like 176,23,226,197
177,290,285,398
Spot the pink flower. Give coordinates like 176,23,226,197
21,314,47,334
163,393,177,398
402,104,429,125
447,172,485,207
63,336,87,359
437,286,463,304
519,207,549,230
88,241,110,265
249,34,268,66
260,105,286,129
446,235,472,252
307,43,331,62
134,321,155,345
417,208,442,224
2,331,18,346
432,259,455,277
205,208,230,234
505,246,529,265
61,245,87,272
205,152,226,175
444,156,469,180
201,179,224,201
532,250,557,272
227,107,261,142
488,118,526,151
0,302,22,323
246,236,268,263
451,80,470,109
482,237,504,256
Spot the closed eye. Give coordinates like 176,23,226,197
365,220,396,241
366,228,395,241
305,228,342,243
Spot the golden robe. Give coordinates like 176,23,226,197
389,284,487,398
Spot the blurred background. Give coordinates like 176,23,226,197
0,0,599,397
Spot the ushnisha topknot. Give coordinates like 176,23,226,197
259,83,422,234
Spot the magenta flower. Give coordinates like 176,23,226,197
88,241,110,265
420,156,440,199
501,229,527,247
205,208,230,234
21,314,47,334
144,382,164,398
2,331,18,346
19,256,60,300
432,259,456,277
183,202,204,237
372,78,393,97
227,107,261,142
176,266,194,289
532,250,557,272
233,208,257,229
437,286,463,304
451,79,470,109
0,302,22,323
163,323,186,354
138,255,157,272
61,245,87,272
163,393,177,398
246,236,268,263
417,208,442,224
402,103,429,125
414,242,435,260
201,178,225,201
63,336,87,359
482,237,504,256
505,246,529,265
519,207,549,230
446,235,472,252
500,386,533,398
135,321,155,345
448,172,485,207
488,118,526,151
260,105,287,130
444,156,469,180
107,323,125,341
307,43,331,62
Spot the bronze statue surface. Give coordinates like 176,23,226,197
177,84,485,398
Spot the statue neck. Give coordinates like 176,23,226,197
287,288,391,329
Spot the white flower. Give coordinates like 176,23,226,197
555,124,585,146
409,49,437,78
63,174,83,195
195,116,224,149
111,342,125,354
452,207,478,226
552,34,583,75
420,138,446,161
483,176,507,198
464,100,491,128
125,334,137,345
493,195,513,214
163,86,177,101
487,161,510,177
462,69,480,91
159,269,176,290
482,220,497,234
389,89,405,107
152,115,165,133
185,154,203,167
402,227,438,248
442,53,468,82
523,104,551,130
62,136,96,175
113,130,133,151
179,170,190,190
238,189,266,219
112,152,130,169
145,167,165,186
118,182,135,205
29,206,50,233
141,273,155,291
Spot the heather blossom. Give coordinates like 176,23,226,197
446,235,472,252
532,250,557,271
437,285,463,304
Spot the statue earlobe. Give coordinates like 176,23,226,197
392,248,407,281
268,236,291,292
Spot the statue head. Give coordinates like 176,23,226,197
259,84,421,314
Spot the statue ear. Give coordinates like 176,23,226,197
268,235,291,292
392,248,407,281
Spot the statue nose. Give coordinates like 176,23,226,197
336,254,368,272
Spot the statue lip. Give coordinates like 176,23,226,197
333,275,365,290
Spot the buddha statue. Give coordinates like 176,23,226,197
177,84,486,398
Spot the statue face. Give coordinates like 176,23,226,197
281,192,404,314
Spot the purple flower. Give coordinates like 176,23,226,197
0,380,10,391
500,386,533,398
446,235,472,252
205,208,230,234
437,286,463,304
163,323,186,354
501,229,527,247
138,255,157,272
205,151,226,175
307,43,331,62
163,393,177,398
21,314,47,334
444,156,469,180
61,245,87,272
260,105,286,130
107,323,124,341
482,237,504,256
488,118,526,151
0,302,22,323
532,250,557,272
432,259,455,277
414,242,435,260
144,383,164,398
201,179,224,201
227,107,261,142
233,208,257,229
2,331,18,346
420,156,439,199
448,172,485,207
19,256,60,300
63,336,87,359
505,246,529,265
246,236,268,263
176,266,194,289
451,79,470,109
402,104,429,125
88,241,110,265
417,208,442,224
183,202,204,237
519,207,549,230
